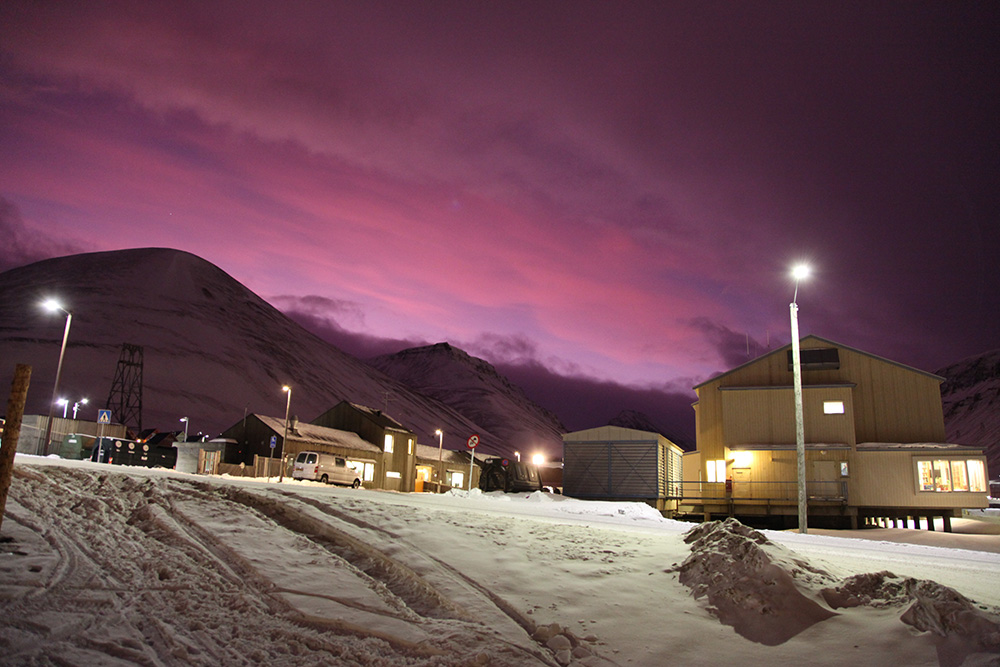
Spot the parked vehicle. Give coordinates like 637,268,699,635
292,451,362,487
479,457,542,493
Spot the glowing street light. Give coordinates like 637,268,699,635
531,453,545,466
42,299,73,454
435,429,444,488
179,416,189,442
790,263,811,534
279,385,292,482
57,398,69,418
73,398,88,419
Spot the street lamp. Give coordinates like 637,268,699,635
42,299,73,454
57,398,69,418
279,385,292,481
790,263,810,534
179,417,189,442
435,429,443,488
72,398,88,419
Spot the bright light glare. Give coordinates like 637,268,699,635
282,385,291,393
732,451,754,468
791,264,811,281
56,398,68,405
42,298,63,312
435,429,442,436
531,453,545,465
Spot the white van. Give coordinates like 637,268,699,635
292,451,362,487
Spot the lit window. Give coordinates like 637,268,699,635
840,461,849,477
823,401,845,414
408,438,413,455
384,434,394,453
386,470,401,479
916,458,987,493
968,460,987,493
449,471,464,487
706,459,726,483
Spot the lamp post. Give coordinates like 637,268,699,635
790,264,810,534
179,417,189,442
57,398,69,418
280,385,291,482
42,299,73,455
72,398,88,419
435,429,443,490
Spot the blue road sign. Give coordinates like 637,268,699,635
98,409,112,425
270,435,277,449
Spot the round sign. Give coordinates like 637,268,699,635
466,434,480,449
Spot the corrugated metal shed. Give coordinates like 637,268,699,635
562,426,683,504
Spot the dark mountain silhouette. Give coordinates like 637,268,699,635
0,248,554,457
937,350,1000,481
368,342,565,457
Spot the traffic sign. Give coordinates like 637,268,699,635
466,434,479,449
270,435,277,449
98,409,112,425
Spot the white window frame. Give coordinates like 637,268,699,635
915,458,987,493
706,459,726,483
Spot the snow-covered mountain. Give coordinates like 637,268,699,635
938,350,1000,481
0,248,544,456
368,343,565,457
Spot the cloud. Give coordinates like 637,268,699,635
689,317,770,369
0,198,84,273
494,359,696,448
276,296,427,359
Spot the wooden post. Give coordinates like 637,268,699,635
1,364,32,533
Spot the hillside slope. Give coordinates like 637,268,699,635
368,343,565,457
0,249,510,454
938,349,1000,481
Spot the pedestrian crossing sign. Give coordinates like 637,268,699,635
98,409,112,425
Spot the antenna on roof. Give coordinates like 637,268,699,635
382,391,393,413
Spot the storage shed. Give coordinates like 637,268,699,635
562,426,684,511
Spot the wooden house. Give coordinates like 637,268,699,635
311,401,418,492
686,335,988,529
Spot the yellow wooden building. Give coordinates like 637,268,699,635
683,335,988,529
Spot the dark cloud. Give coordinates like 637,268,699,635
494,360,696,449
278,301,427,360
689,317,769,369
467,332,539,365
0,198,84,273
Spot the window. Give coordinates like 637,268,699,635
706,459,726,483
840,461,849,477
348,460,375,482
449,471,464,487
408,438,413,455
823,401,845,414
386,470,401,479
916,459,987,493
787,347,840,371
384,434,394,453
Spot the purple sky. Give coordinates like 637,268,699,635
2,2,998,438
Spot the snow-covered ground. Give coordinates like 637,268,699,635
2,455,999,666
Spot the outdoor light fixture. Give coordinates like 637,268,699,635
790,263,810,534
532,453,545,466
73,398,89,419
279,385,292,481
41,299,73,454
57,398,69,418
179,416,189,442
435,429,443,483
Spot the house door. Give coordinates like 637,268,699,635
732,468,752,498
811,460,839,499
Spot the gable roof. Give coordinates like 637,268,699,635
693,335,945,390
342,401,413,434
255,414,381,454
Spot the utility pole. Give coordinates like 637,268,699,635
1,364,32,533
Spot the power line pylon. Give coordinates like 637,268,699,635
106,343,143,436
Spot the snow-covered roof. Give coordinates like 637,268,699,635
730,443,851,451
345,402,412,433
256,415,381,454
855,442,986,452
414,443,484,464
